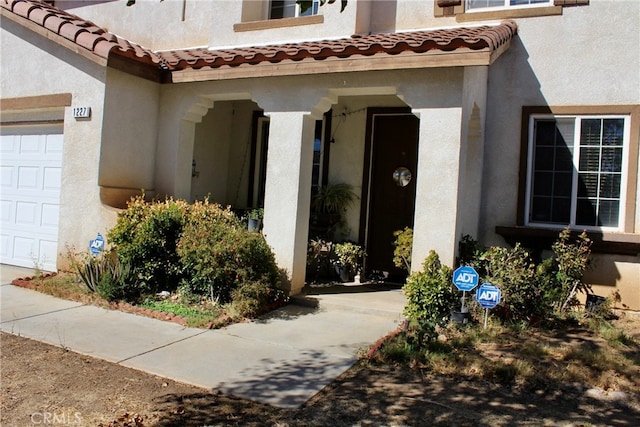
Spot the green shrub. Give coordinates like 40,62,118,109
470,228,593,325
105,197,283,312
551,229,592,311
403,251,458,343
392,227,413,272
108,197,189,298
479,244,541,323
231,279,287,317
456,234,485,270
177,201,280,304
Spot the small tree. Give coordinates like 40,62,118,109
403,251,457,343
392,227,413,273
552,228,593,311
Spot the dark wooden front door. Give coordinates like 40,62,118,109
360,109,419,280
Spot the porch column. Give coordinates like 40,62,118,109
411,107,463,270
262,111,315,295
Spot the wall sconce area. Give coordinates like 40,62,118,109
192,159,200,178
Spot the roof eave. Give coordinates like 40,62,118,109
2,3,164,83
1,6,108,67
107,53,167,83
169,46,503,84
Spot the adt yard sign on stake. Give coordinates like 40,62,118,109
476,283,502,309
476,283,501,329
89,233,105,255
452,266,479,292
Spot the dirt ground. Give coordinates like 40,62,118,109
2,317,640,427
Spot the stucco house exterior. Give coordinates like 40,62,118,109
1,0,638,310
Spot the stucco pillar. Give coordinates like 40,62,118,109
411,107,463,270
262,111,315,295
459,66,488,241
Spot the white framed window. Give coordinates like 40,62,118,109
270,0,319,19
466,0,552,12
525,114,630,230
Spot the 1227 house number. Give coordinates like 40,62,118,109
72,106,91,119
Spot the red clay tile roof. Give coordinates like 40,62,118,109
2,0,517,77
1,0,163,67
161,22,517,71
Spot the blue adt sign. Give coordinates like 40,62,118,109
89,233,105,255
452,266,479,292
476,283,502,309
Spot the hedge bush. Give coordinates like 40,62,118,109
177,202,280,304
478,244,541,323
105,197,283,306
463,228,593,325
108,197,188,298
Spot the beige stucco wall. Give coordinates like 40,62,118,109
479,0,640,309
587,254,640,312
56,0,215,51
0,17,117,270
100,68,159,197
213,0,364,48
54,1,450,53
191,102,233,203
56,0,368,51
482,1,640,242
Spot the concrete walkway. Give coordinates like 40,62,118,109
0,265,405,408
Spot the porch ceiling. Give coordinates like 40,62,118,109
2,0,517,83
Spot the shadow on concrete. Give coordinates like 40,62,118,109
302,281,403,295
252,303,320,323
215,350,353,408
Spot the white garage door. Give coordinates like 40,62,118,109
1,126,63,272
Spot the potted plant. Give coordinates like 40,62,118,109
246,208,263,232
332,242,365,282
306,238,334,282
310,183,358,239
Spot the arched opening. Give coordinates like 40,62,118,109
190,99,265,213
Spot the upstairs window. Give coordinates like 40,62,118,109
526,115,630,230
434,0,583,18
467,0,552,12
270,0,319,19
